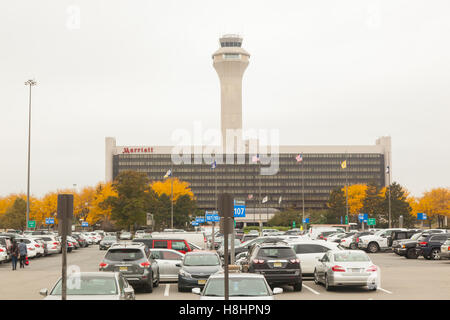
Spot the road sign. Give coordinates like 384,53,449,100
206,211,220,222
81,222,89,227
345,216,348,224
303,218,310,224
195,216,205,224
359,213,368,222
293,221,296,228
417,213,427,220
45,218,55,225
191,221,199,226
367,218,376,226
27,220,36,228
233,200,246,218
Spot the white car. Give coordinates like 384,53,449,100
193,272,283,300
31,236,61,255
150,249,185,281
262,229,282,237
357,228,408,253
0,246,8,263
308,227,346,240
119,232,132,240
289,240,341,276
15,238,38,258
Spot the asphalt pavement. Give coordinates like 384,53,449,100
0,245,449,300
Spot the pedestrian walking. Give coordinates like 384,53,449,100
18,239,27,269
10,240,19,270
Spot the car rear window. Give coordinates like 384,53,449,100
51,276,118,295
257,247,296,259
293,244,329,254
105,249,144,261
153,240,168,248
334,252,370,262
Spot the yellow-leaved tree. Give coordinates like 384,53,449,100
150,178,194,202
86,182,117,225
341,184,368,216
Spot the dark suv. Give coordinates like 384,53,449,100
416,233,450,260
246,242,302,291
99,243,160,292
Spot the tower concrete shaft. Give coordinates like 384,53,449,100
212,35,250,148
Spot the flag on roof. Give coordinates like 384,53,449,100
164,169,172,178
295,154,303,162
341,160,347,169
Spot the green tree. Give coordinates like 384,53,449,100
362,182,384,218
0,198,27,230
326,188,346,223
380,182,414,228
103,171,152,231
268,210,303,227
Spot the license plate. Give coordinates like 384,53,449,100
274,262,282,268
350,268,362,272
119,267,128,271
198,280,206,285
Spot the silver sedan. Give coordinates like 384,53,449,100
314,250,379,291
40,272,135,300
150,249,185,281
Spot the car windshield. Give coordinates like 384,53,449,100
51,276,118,295
410,233,422,240
204,278,269,297
258,247,295,259
103,237,116,241
184,254,219,266
334,252,370,262
105,249,144,261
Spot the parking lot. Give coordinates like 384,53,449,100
1,245,449,300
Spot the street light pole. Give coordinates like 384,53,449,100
25,79,37,230
387,153,392,228
171,164,174,229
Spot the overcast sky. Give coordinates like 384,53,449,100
1,0,449,198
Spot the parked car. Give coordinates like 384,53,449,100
192,272,282,300
67,236,80,250
99,243,160,292
132,238,193,254
217,239,242,258
177,251,223,292
262,229,282,237
40,272,135,300
0,236,12,260
233,236,287,258
341,231,374,249
150,249,184,281
119,232,133,240
318,230,344,241
151,232,207,249
241,234,259,243
99,235,118,250
0,246,8,263
440,239,450,260
309,227,346,240
357,228,407,253
33,235,61,255
14,237,38,258
289,240,341,277
314,250,379,291
71,233,88,248
245,241,302,291
416,233,450,260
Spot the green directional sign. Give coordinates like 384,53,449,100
27,220,36,228
345,216,348,224
293,221,296,228
367,218,376,226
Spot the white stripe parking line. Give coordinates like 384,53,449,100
164,284,171,296
302,284,320,295
377,287,392,294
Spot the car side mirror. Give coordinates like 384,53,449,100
175,263,181,267
316,257,322,262
124,287,134,299
273,288,283,295
192,288,201,295
39,288,48,297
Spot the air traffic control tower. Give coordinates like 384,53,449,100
212,34,250,147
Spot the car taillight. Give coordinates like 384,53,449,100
0,248,4,252
53,242,59,245
324,238,327,241
140,261,151,268
331,265,345,272
366,265,377,272
356,238,360,243
35,244,40,248
99,262,108,268
253,259,265,264
341,239,346,242
289,258,300,264
419,242,428,246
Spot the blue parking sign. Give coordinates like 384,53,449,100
303,218,310,223
233,200,246,218
82,222,89,227
417,213,427,220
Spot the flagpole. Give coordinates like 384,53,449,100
212,160,217,250
259,167,262,236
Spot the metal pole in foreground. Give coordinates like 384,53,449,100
171,165,174,229
25,79,36,230
302,161,305,230
388,159,392,228
57,194,73,301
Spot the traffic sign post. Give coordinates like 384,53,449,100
27,220,36,229
367,218,376,226
233,200,246,218
293,221,296,228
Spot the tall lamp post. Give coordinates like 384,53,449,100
25,79,37,230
